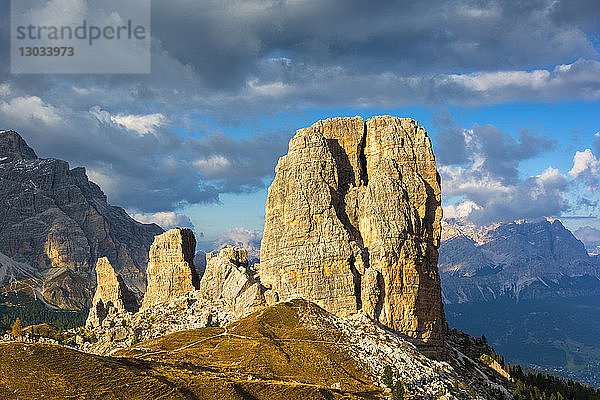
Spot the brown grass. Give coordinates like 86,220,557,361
0,300,383,399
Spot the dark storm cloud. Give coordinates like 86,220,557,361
150,0,597,88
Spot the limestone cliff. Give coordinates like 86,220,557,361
141,228,199,309
0,130,163,309
86,257,139,329
259,116,445,355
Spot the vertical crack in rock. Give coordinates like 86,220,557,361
260,115,445,356
349,254,362,311
358,122,369,186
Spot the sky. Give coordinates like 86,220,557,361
1,0,599,247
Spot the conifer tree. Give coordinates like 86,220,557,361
12,318,22,338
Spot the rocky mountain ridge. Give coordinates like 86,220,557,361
0,130,163,309
80,224,512,398
439,217,600,303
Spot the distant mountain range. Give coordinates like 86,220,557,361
0,130,163,309
439,217,600,304
440,217,600,387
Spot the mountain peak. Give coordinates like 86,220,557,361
0,130,38,161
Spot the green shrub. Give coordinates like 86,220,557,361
382,365,394,388
392,380,405,399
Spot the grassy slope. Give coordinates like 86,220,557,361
0,300,382,400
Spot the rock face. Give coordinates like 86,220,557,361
86,257,139,329
439,218,600,303
141,228,199,309
0,130,163,309
198,245,266,317
259,116,445,354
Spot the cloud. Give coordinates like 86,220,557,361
130,211,194,231
569,149,600,179
214,227,262,249
0,97,288,212
0,96,62,127
187,131,289,193
573,226,600,247
193,155,232,178
0,1,598,120
443,166,569,224
444,201,482,220
434,111,555,186
0,0,598,229
436,113,567,224
86,168,120,199
147,0,598,91
0,83,10,97
110,113,166,136
443,59,600,104
198,227,262,262
89,106,166,136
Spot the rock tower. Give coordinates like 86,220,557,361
86,257,139,328
141,228,199,309
259,116,445,355
198,245,267,317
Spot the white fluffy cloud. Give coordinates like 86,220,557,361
444,201,482,220
569,149,600,178
443,60,600,103
441,166,569,223
193,155,232,177
111,113,166,136
211,227,262,261
86,168,120,199
0,83,11,97
0,96,62,127
130,211,194,230
435,113,570,224
89,106,166,136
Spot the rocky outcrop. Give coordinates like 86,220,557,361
0,130,163,309
198,245,266,317
259,116,445,355
141,228,199,309
86,257,139,329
